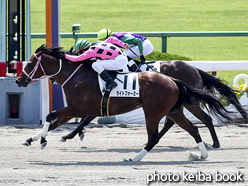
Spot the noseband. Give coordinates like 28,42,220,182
22,53,62,83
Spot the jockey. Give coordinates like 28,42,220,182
97,29,154,72
64,38,130,91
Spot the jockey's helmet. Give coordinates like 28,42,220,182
75,39,91,51
98,29,113,41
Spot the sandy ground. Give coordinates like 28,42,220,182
0,120,248,186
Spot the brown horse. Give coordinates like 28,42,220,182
16,45,233,161
61,60,248,148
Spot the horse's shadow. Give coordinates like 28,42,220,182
59,144,248,155
28,146,247,167
28,160,237,167
64,146,197,154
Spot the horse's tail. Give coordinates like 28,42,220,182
173,79,233,123
197,68,248,121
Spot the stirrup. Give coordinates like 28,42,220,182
130,64,141,72
103,83,117,92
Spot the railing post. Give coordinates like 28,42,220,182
162,36,167,53
73,33,79,47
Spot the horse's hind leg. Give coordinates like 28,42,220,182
186,104,220,148
130,116,175,162
60,115,96,142
145,118,175,151
168,111,208,159
129,117,160,162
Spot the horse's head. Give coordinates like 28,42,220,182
15,52,44,87
15,44,63,87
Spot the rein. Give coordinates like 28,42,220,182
23,53,62,83
61,63,83,87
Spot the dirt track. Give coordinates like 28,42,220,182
0,121,248,186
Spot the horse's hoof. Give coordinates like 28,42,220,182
188,153,201,161
21,141,31,146
201,155,208,160
188,153,207,161
41,142,47,149
59,137,66,142
123,158,132,162
212,143,220,148
79,133,84,141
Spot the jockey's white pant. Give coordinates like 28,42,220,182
92,53,128,74
124,39,153,58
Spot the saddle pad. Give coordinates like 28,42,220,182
98,73,139,97
139,61,161,72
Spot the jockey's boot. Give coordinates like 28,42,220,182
128,59,141,72
100,70,118,91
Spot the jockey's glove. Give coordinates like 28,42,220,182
64,46,74,54
68,46,74,54
140,55,146,64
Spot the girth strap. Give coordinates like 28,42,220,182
100,90,111,117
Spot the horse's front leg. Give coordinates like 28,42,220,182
22,106,78,149
21,117,70,147
40,116,72,149
60,115,96,142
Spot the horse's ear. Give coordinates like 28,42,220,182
35,44,47,53
46,44,51,48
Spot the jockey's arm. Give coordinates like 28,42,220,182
105,37,126,48
121,37,144,55
65,49,94,62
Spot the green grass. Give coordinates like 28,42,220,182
30,0,248,84
145,51,191,61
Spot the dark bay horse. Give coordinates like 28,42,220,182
160,61,248,147
62,60,248,148
16,45,233,161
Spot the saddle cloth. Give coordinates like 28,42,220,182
98,61,161,97
139,61,161,72
98,73,140,97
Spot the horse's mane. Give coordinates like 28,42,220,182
35,44,64,58
35,44,95,68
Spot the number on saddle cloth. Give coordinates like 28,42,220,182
98,72,140,98
99,72,140,117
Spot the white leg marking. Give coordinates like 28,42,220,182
198,141,208,159
32,131,42,141
41,121,50,138
132,148,148,162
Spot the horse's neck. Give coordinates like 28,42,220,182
54,60,95,88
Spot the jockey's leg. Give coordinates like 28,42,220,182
92,53,128,91
124,40,153,72
127,56,141,72
142,39,154,56
100,70,117,91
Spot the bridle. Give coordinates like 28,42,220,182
22,53,82,88
22,53,62,83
